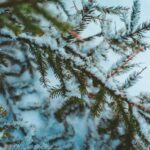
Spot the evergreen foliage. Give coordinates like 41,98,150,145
0,0,150,149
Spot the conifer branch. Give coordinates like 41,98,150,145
130,0,140,32
119,67,146,90
107,47,144,79
96,6,128,15
0,0,150,148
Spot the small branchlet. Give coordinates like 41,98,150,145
107,47,144,79
119,67,146,90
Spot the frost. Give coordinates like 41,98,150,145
0,0,150,149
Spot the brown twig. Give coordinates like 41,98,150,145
107,47,144,79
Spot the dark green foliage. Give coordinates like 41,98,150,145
0,106,7,117
49,86,65,99
0,0,72,35
55,97,85,122
0,0,150,149
91,87,105,116
33,4,72,32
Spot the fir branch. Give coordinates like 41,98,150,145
120,13,130,32
64,46,86,60
1,1,150,148
55,96,85,122
0,106,7,117
0,16,21,35
57,1,70,18
33,4,72,32
129,101,150,114
32,46,49,87
49,86,64,99
138,93,150,104
91,87,105,116
130,0,140,32
64,59,87,94
0,0,60,8
126,21,150,38
66,6,95,42
13,5,44,35
138,110,150,124
107,47,144,79
82,32,103,41
96,6,128,15
21,38,149,115
2,81,27,136
62,51,149,114
119,67,146,90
